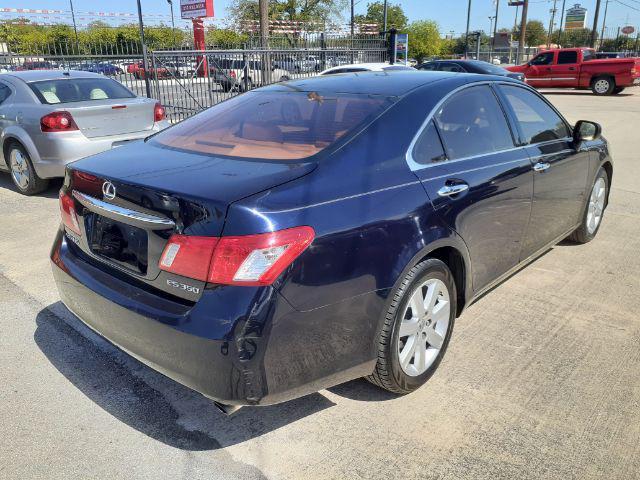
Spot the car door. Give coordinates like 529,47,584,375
409,84,533,292
0,80,15,171
523,51,556,87
547,50,580,86
496,83,589,259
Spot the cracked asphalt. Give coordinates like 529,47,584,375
1,89,639,480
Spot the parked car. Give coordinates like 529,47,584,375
50,71,612,413
209,58,290,92
17,61,55,71
320,62,416,75
77,62,123,76
127,62,170,80
507,47,640,94
272,56,313,73
163,61,195,78
417,59,525,81
0,70,169,195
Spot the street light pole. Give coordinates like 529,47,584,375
69,0,79,50
167,0,176,48
492,0,500,61
383,0,388,32
351,0,355,36
488,16,495,61
464,0,472,58
136,0,151,98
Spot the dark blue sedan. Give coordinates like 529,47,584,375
51,71,612,413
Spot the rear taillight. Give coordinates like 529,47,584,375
59,190,81,235
230,70,237,78
159,226,315,286
154,102,166,122
41,111,78,132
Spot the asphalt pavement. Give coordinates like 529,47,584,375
1,88,639,480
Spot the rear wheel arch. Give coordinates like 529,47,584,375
601,160,613,203
415,246,467,317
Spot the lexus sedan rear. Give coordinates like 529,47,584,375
0,70,169,195
51,71,612,412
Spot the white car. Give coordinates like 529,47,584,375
320,62,416,75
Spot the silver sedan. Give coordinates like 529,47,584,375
0,70,169,195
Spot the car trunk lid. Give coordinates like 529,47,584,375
65,98,156,138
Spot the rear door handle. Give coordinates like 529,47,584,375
533,162,550,172
568,67,576,71
437,183,469,197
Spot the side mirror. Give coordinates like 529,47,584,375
574,120,602,144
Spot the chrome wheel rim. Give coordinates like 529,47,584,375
587,177,606,234
398,278,451,377
9,148,30,190
594,79,610,94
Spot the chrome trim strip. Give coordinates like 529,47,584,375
72,191,175,230
422,157,529,182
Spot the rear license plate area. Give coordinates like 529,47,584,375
86,213,148,275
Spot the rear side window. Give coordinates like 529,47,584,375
30,78,135,105
418,63,437,71
500,85,570,144
412,121,447,165
0,82,12,103
153,91,396,160
440,63,465,72
434,85,514,159
557,51,578,64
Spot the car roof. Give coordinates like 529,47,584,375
2,69,105,83
265,70,512,96
321,62,406,74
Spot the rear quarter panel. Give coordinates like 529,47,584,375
579,59,637,87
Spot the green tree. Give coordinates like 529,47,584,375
354,1,408,31
513,20,547,47
230,0,347,27
551,27,593,47
406,20,442,62
205,28,248,48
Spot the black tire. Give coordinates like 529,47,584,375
612,87,625,94
568,167,609,244
591,76,615,95
5,141,48,195
221,82,232,93
367,258,457,394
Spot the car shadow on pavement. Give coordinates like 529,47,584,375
0,174,62,198
34,303,336,451
327,378,399,401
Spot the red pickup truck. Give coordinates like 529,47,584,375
507,48,640,95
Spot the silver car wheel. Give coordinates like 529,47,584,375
9,148,30,190
594,79,610,94
398,278,451,377
587,177,606,234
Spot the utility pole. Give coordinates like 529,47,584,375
351,0,355,36
547,0,557,47
491,0,500,61
599,0,610,50
259,0,270,84
517,0,529,64
511,4,519,64
136,0,151,98
69,0,79,51
488,16,495,61
464,0,472,58
590,0,602,47
167,0,176,48
557,0,567,45
383,0,388,32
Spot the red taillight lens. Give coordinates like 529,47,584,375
230,70,237,78
158,226,315,286
41,111,78,132
59,190,81,235
159,235,219,282
154,102,166,122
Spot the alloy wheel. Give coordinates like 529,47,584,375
587,177,606,234
9,148,30,191
397,278,451,377
594,79,610,94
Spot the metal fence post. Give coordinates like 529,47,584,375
320,33,327,71
388,28,397,64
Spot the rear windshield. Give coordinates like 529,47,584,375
152,91,396,160
29,78,135,105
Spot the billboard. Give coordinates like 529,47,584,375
565,3,587,30
180,0,213,19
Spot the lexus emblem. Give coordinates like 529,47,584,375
102,181,116,200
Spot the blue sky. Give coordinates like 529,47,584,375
8,1,640,34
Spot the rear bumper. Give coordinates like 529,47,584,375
50,230,377,405
33,122,169,179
